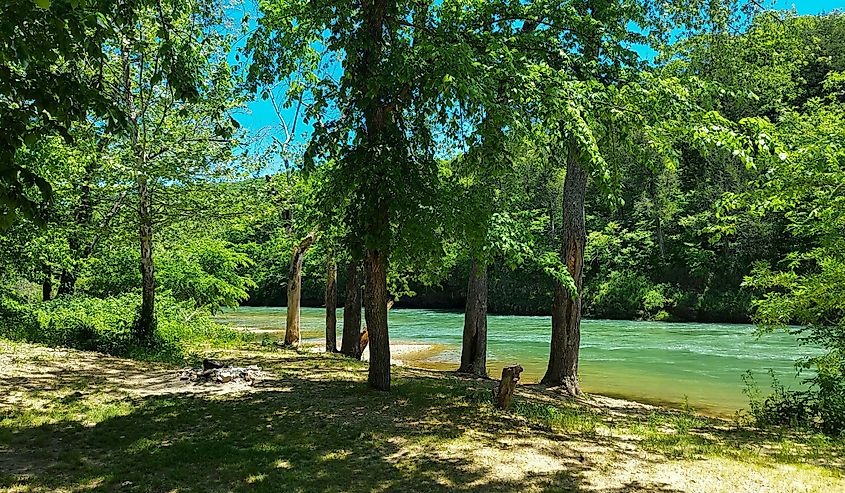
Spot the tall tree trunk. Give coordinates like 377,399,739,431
542,148,587,395
656,215,666,259
41,265,52,302
364,247,390,391
136,173,156,340
58,161,96,296
458,257,488,378
542,8,599,395
341,260,363,358
325,257,337,353
284,231,316,347
356,0,392,390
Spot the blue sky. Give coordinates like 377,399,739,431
772,0,843,14
235,0,844,167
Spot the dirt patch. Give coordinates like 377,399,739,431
0,342,294,402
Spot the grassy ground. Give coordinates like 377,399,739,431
1,339,842,492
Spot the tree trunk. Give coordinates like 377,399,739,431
364,247,390,391
341,260,363,358
57,161,95,296
356,0,392,390
284,231,317,347
656,215,665,259
325,257,337,353
136,173,156,340
359,299,392,358
41,265,52,302
57,270,77,297
542,147,587,395
458,257,488,378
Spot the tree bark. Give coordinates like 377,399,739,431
284,231,317,347
341,260,363,358
541,147,587,395
325,257,337,353
357,0,393,391
541,8,600,395
364,247,390,391
57,160,95,296
136,173,156,340
41,265,52,302
458,257,488,378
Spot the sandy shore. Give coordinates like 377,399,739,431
229,324,446,367
303,341,442,366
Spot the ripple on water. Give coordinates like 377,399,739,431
216,307,818,415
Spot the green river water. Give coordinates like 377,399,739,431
215,306,818,416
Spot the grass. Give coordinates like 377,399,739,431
0,339,843,492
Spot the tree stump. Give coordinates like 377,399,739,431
495,364,523,410
357,328,369,358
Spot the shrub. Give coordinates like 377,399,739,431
586,272,676,320
586,271,650,319
743,369,845,437
0,290,39,341
0,293,243,363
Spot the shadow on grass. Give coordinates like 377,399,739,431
0,363,663,493
2,348,838,492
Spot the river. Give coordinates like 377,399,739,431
215,306,817,416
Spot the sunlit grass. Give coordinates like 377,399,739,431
1,341,843,492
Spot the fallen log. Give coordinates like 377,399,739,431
494,364,523,410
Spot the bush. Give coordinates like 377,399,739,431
586,271,650,319
0,292,243,363
743,369,845,437
0,290,39,341
77,246,141,298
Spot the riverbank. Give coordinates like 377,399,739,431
1,340,841,492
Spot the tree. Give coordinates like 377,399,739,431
505,0,746,394
341,259,363,358
248,0,499,390
449,137,548,378
3,127,132,300
325,254,337,352
98,0,242,339
719,68,845,435
284,230,316,347
0,0,211,228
